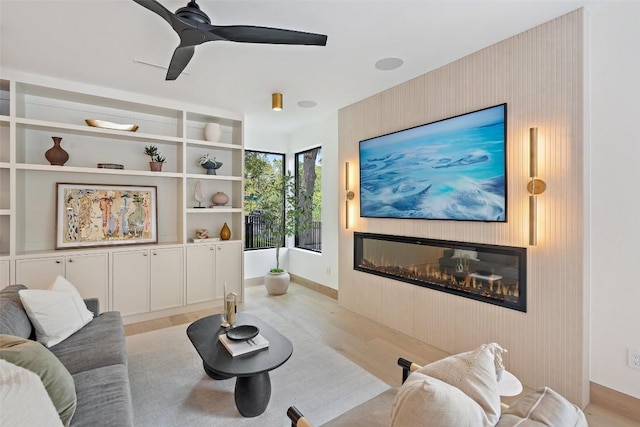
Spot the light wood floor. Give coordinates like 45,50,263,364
125,282,640,427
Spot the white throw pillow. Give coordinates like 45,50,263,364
390,372,492,427
0,359,64,427
18,276,93,347
418,344,502,425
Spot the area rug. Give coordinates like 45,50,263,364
126,307,389,426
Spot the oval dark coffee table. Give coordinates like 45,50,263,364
186,313,293,417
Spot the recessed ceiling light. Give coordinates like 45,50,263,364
297,101,317,108
375,57,404,71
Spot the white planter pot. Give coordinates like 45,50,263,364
264,271,290,295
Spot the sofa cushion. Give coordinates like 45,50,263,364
417,343,501,425
0,334,76,426
390,372,492,427
0,284,33,339
19,286,93,347
50,311,127,375
496,387,588,427
0,359,64,427
71,364,134,427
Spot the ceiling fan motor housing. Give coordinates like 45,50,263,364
176,1,210,25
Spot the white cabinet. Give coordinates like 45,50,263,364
112,250,150,317
0,259,10,286
112,247,184,316
216,241,242,298
186,241,242,304
15,256,64,289
186,245,216,304
150,247,183,311
15,253,109,311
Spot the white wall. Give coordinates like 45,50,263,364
287,113,339,289
589,2,640,399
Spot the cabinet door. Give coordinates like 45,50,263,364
186,245,216,304
150,247,183,311
215,242,242,299
15,257,65,289
65,253,109,313
0,260,10,286
112,250,150,316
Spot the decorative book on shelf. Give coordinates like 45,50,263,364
191,237,220,243
218,333,269,357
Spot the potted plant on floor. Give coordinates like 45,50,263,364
144,145,166,172
256,171,312,295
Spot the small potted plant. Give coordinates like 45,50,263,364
145,145,166,172
198,154,223,175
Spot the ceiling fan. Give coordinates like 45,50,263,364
133,0,328,80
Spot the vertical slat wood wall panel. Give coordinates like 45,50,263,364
338,10,587,406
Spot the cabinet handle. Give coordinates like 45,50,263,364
143,253,148,256
218,247,222,251
210,247,214,251
68,259,74,263
55,260,61,264
152,252,157,256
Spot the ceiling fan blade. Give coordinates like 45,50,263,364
208,26,327,46
132,0,175,25
166,45,195,80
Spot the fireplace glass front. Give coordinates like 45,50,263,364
354,232,527,312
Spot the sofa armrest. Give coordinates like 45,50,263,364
83,298,100,317
287,406,315,427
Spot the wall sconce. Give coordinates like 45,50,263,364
527,127,546,246
272,93,283,111
345,162,355,229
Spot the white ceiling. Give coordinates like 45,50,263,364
0,0,591,135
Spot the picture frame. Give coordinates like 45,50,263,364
56,183,158,249
359,103,507,222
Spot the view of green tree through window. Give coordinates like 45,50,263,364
244,151,284,250
295,147,322,252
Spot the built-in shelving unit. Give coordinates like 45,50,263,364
0,73,244,322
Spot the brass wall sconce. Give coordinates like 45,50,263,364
272,93,283,111
345,162,355,229
528,127,546,245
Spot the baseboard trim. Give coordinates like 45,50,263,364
244,277,264,288
590,381,640,423
289,274,338,299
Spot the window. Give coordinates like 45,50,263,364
295,147,322,252
244,151,285,250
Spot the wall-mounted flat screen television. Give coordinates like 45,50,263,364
359,103,507,221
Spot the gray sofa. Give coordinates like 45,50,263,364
0,284,134,427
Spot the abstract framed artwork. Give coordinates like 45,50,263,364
56,183,158,249
359,103,507,222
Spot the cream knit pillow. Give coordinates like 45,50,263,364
390,372,491,427
417,343,502,425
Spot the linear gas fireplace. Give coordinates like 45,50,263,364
354,232,527,312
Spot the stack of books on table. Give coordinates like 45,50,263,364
218,333,269,357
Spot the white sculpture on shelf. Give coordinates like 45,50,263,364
194,180,205,208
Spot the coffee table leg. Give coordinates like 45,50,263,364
234,372,271,417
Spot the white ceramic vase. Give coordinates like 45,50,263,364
204,123,221,142
264,270,290,295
